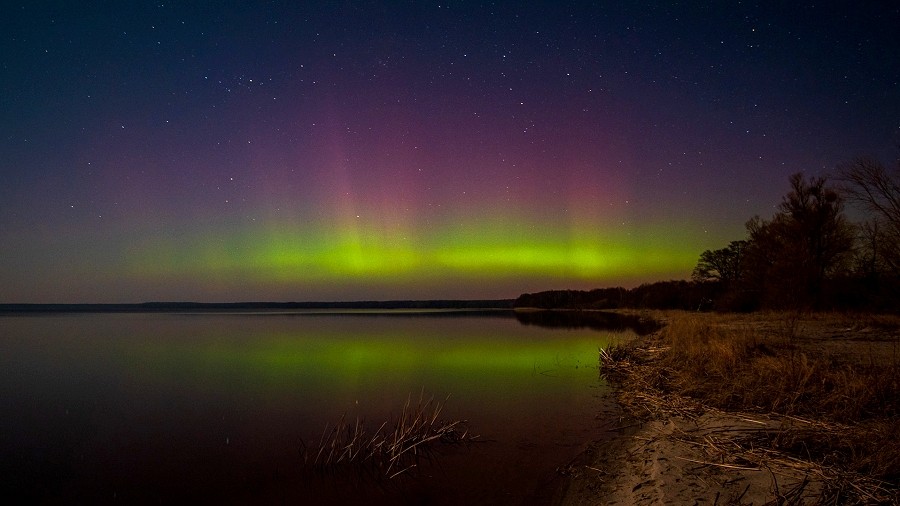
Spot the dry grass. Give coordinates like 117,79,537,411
658,312,900,422
300,393,476,479
600,311,900,504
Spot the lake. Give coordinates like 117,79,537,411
0,310,651,504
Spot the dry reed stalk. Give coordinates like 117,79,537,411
300,392,477,479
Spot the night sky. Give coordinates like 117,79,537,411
2,1,898,303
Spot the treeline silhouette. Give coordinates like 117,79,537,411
514,307,662,334
513,282,718,311
517,155,900,312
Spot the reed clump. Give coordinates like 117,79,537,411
600,311,900,503
300,393,476,479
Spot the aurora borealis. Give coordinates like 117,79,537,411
2,2,898,302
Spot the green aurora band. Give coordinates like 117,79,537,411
126,219,706,290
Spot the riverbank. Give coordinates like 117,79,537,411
560,310,900,505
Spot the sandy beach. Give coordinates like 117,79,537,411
557,311,900,505
560,407,823,504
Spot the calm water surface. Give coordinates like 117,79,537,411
0,311,641,504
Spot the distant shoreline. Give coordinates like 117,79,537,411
0,300,515,314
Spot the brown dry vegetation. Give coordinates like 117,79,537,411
601,311,900,504
660,313,900,421
300,393,475,479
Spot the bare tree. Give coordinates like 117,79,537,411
854,220,886,278
837,156,900,273
739,173,854,308
692,240,747,284
779,173,855,282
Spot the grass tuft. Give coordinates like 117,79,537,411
300,392,476,479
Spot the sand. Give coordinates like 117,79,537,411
555,311,900,505
558,410,824,505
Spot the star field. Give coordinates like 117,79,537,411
1,1,898,302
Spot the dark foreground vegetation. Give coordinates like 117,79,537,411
602,311,900,504
518,155,900,313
